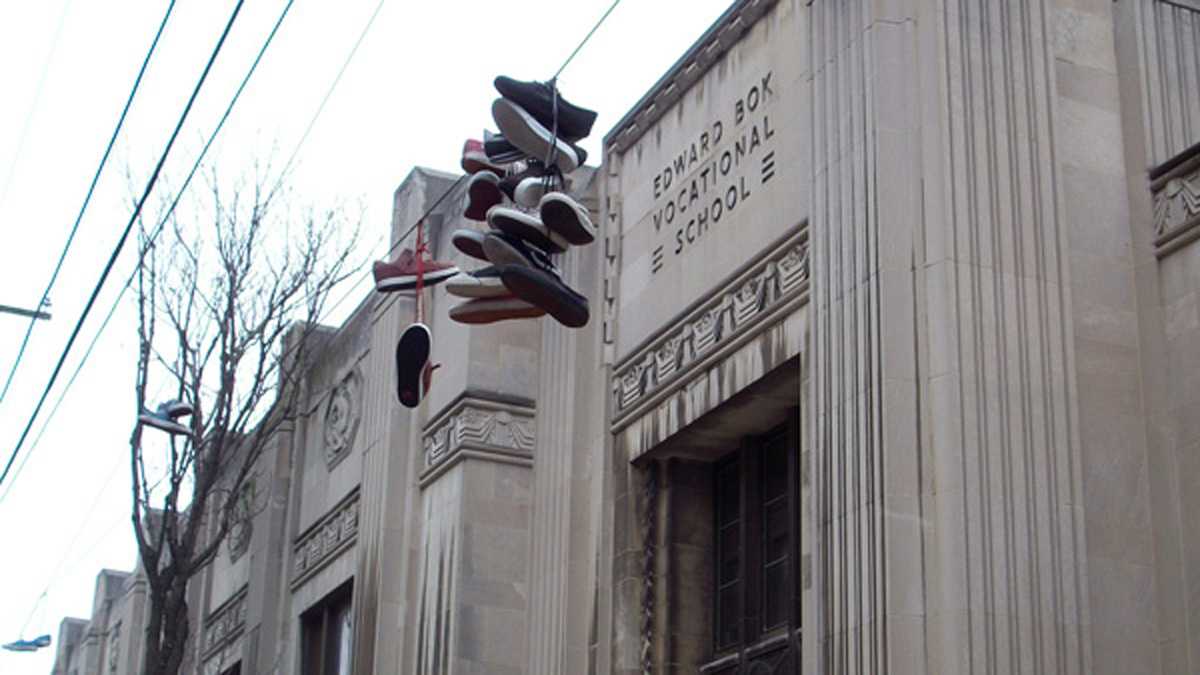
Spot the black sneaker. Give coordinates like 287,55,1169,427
487,205,569,254
494,76,598,142
396,323,431,408
481,231,560,276
498,264,589,328
492,98,579,172
540,192,596,245
483,131,527,164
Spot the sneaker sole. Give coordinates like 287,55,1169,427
139,414,190,435
445,275,509,299
492,98,579,172
374,266,459,292
449,297,547,324
487,207,568,254
465,173,503,221
396,323,432,408
482,232,529,268
540,195,596,245
499,265,589,328
452,230,489,262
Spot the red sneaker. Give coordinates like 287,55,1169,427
373,249,458,293
462,138,508,175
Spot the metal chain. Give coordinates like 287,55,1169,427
640,461,658,675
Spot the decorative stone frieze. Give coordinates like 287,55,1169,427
323,367,363,468
611,227,808,429
420,395,536,487
291,490,359,588
202,585,247,659
226,475,256,563
1152,142,1200,257
604,0,779,153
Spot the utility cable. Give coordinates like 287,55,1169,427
0,0,297,506
0,0,179,407
0,0,248,490
553,0,624,80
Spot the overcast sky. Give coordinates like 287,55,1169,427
0,0,735,671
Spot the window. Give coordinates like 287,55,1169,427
301,581,353,675
707,420,800,673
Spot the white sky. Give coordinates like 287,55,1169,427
0,0,734,672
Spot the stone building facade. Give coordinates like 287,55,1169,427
55,0,1200,672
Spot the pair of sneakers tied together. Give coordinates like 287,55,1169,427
367,75,598,409
449,76,598,329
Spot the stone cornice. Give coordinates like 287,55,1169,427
290,489,359,589
611,225,808,431
1152,141,1200,258
419,394,536,488
603,0,779,154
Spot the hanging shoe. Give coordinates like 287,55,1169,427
497,264,590,328
461,139,509,175
539,192,596,245
483,130,527,164
465,171,504,221
2,639,38,653
451,229,489,262
492,98,579,172
161,399,193,420
373,249,459,293
494,76,598,142
31,635,50,648
139,402,191,436
487,205,569,255
497,161,564,206
449,294,547,324
396,323,432,408
445,266,509,298
481,232,560,276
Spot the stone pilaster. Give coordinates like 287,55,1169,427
809,0,1092,672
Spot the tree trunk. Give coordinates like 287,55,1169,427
142,574,191,675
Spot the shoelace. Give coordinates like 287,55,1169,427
415,221,427,324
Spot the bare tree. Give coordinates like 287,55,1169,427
129,165,359,675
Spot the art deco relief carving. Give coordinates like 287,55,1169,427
323,367,362,468
226,475,256,563
1151,144,1200,257
202,586,247,658
612,230,808,423
291,491,359,588
420,396,536,485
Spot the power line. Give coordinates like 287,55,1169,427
0,0,248,490
554,0,624,80
0,0,179,407
0,0,298,506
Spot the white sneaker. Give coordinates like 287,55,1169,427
487,205,570,254
514,176,552,209
445,267,509,298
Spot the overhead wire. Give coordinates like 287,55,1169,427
3,0,628,631
0,0,298,507
0,0,249,490
0,0,179,408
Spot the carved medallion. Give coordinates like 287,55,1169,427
323,368,362,468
